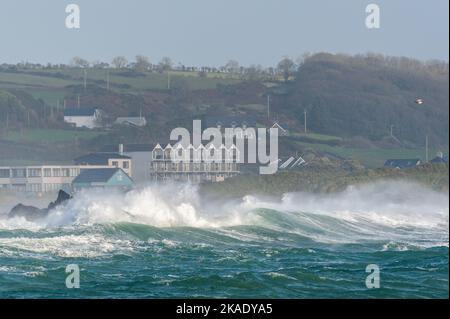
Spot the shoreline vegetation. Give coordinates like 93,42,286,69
200,164,449,199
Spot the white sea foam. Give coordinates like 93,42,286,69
0,181,448,251
0,233,137,258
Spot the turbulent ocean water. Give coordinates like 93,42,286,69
0,181,448,298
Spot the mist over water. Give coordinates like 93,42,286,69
0,181,448,298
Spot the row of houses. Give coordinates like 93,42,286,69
0,141,243,193
383,153,448,169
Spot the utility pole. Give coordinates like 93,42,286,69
304,109,307,134
167,71,171,90
106,69,110,90
390,125,394,137
83,69,87,90
77,95,80,109
267,94,270,121
425,135,429,162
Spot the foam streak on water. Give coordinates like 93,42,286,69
0,181,448,298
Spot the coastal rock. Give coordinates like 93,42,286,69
8,190,72,221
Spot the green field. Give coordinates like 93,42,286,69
0,72,76,88
0,68,241,92
4,129,104,143
27,88,68,106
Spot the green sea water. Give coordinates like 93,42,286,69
0,182,448,298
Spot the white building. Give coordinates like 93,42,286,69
0,154,133,194
150,143,240,183
64,107,103,129
0,165,109,193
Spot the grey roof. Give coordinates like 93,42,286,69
64,107,98,117
384,159,421,169
74,153,131,165
204,115,257,129
100,144,155,153
73,168,121,184
430,156,448,164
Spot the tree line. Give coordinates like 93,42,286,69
1,55,306,82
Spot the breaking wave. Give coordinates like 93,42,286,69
0,181,448,299
0,181,447,251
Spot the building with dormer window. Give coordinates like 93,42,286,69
149,143,240,182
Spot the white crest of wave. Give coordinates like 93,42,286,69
285,181,448,229
0,233,136,258
40,183,244,228
0,181,448,240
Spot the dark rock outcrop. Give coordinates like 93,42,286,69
8,190,72,221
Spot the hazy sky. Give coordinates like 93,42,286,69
0,0,448,66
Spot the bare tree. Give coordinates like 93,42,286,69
134,55,151,71
111,56,128,69
277,56,296,82
159,56,173,71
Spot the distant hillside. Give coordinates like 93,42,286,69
0,53,448,166
282,53,449,147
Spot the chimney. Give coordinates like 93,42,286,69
119,144,124,155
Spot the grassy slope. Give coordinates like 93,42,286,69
4,129,104,143
1,68,240,90
0,61,448,168
0,68,241,105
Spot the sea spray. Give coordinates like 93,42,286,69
0,181,448,298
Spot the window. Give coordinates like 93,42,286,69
123,161,129,169
44,169,52,177
232,150,237,161
52,168,61,177
11,169,26,178
112,161,119,167
62,168,70,177
28,169,42,177
153,149,163,160
0,169,10,178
